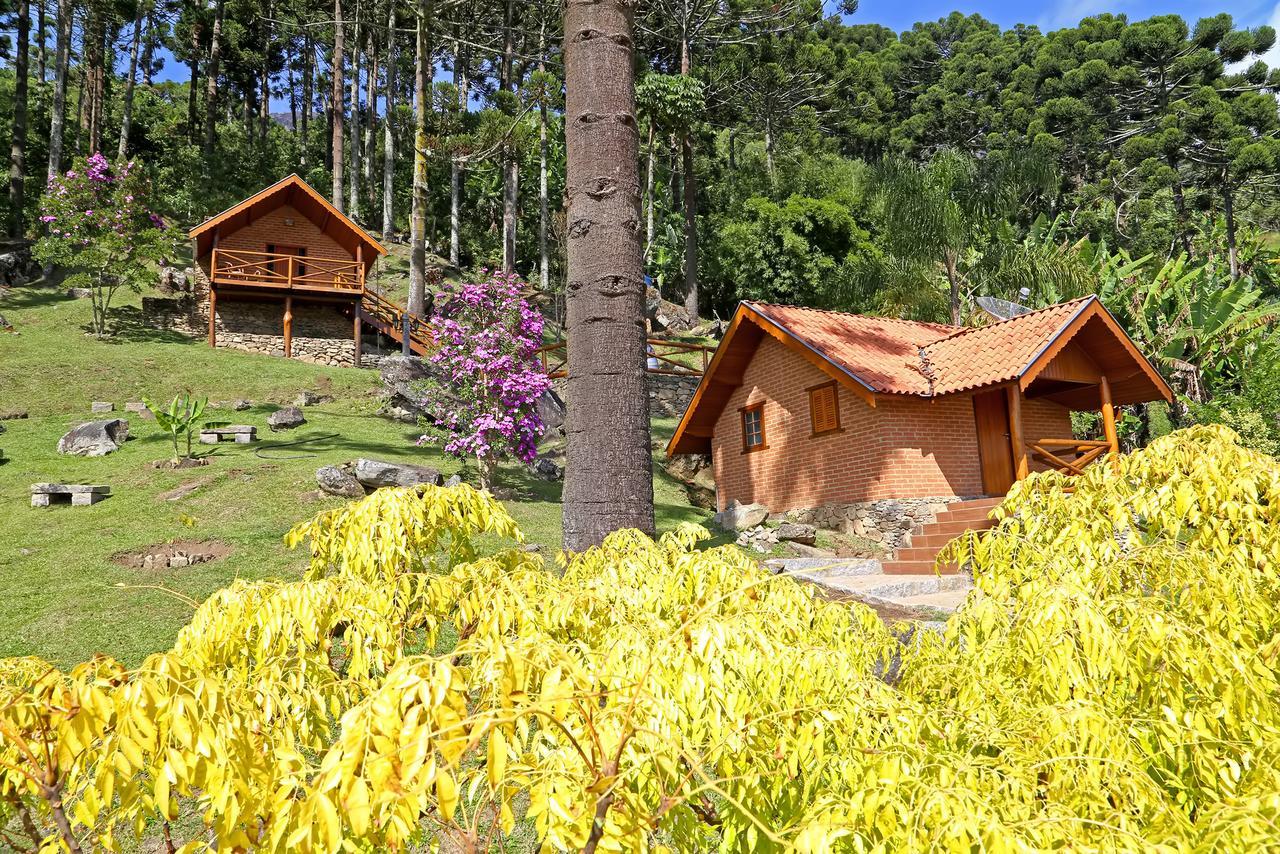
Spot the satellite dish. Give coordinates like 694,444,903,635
976,295,1033,321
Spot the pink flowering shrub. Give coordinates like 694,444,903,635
33,154,182,337
416,271,551,488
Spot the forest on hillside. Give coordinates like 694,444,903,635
3,1,1280,443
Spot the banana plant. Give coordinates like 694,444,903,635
144,394,227,462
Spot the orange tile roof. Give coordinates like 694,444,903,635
746,297,1094,396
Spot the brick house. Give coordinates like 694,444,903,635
176,175,428,366
668,297,1172,522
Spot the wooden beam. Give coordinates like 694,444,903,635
208,286,217,348
1006,384,1029,481
356,243,364,291
283,296,293,358
1099,374,1119,467
353,307,363,368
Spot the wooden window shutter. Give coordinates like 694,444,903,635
809,383,840,435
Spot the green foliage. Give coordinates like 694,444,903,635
143,393,225,462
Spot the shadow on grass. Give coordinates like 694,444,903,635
0,284,74,312
97,306,197,345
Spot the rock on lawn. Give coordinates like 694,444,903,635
267,407,306,430
316,465,365,498
353,458,443,489
57,419,130,456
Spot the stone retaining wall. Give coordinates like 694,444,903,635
785,497,962,550
143,294,388,368
649,373,700,417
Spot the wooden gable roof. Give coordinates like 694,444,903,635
188,174,387,268
667,297,1172,456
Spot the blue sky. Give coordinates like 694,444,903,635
132,0,1280,109
848,0,1280,32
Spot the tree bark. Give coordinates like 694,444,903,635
36,0,47,84
47,0,70,182
363,17,377,214
10,0,29,238
381,0,396,237
644,120,654,260
202,0,225,165
449,30,466,265
537,11,549,293
83,8,106,154
187,22,201,143
562,0,655,550
1223,182,1239,280
500,0,517,274
944,252,961,325
301,33,313,168
679,37,698,323
117,0,144,161
408,1,432,318
259,0,272,148
140,4,156,86
331,0,346,211
346,6,361,218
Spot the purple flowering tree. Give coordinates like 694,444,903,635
416,271,552,490
33,154,181,338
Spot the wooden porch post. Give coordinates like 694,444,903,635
207,286,217,348
1099,375,1119,459
353,306,363,368
356,243,364,290
283,296,293,358
1006,384,1029,481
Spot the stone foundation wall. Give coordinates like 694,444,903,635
649,373,700,417
143,294,376,368
785,497,961,551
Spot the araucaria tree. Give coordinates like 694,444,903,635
561,0,655,550
33,154,179,337
415,271,550,489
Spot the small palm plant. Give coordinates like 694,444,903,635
144,394,226,462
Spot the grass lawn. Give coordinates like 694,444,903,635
0,283,716,668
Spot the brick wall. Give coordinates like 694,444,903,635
216,204,352,262
709,334,1072,513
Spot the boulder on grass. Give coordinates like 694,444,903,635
57,419,130,456
267,407,306,430
295,391,333,407
775,522,817,546
316,465,365,498
353,458,443,489
531,456,563,481
713,499,769,532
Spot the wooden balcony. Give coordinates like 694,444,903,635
1027,438,1114,476
210,248,365,294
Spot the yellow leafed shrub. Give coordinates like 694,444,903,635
2,429,1278,852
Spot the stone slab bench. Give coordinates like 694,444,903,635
31,483,111,507
199,425,257,444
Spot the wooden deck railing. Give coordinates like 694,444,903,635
211,248,365,292
360,289,433,354
536,337,715,379
1027,438,1114,476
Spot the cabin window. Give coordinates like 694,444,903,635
808,382,841,436
741,403,766,453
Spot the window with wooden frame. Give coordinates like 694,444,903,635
740,403,766,453
808,381,841,436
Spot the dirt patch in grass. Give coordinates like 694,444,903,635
113,540,232,571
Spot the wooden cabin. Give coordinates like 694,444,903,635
668,297,1173,516
188,175,428,365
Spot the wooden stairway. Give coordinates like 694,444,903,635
881,497,1002,575
358,290,432,356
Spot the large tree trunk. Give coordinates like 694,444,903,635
408,2,432,318
679,38,698,323
259,0,272,148
644,120,654,260
202,0,225,165
10,0,29,237
537,13,549,293
1224,181,1239,280
300,33,312,168
380,0,396,237
330,0,345,211
83,9,106,154
47,0,70,182
346,9,361,218
117,0,144,161
561,0,655,550
362,19,377,214
140,4,156,86
500,0,517,274
944,252,961,325
187,23,200,143
36,0,47,84
449,31,466,266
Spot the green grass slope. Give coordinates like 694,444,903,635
0,285,714,667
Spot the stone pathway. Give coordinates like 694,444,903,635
765,556,974,618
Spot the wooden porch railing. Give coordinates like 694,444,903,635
360,289,433,354
536,337,715,380
1026,439,1114,476
211,248,365,292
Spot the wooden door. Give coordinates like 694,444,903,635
973,389,1015,496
